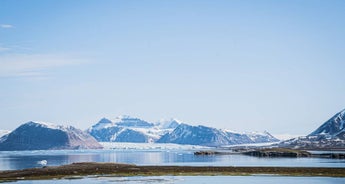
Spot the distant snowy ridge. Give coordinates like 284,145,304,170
89,116,279,147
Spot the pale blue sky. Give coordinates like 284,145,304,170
0,0,344,137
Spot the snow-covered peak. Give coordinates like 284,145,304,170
0,130,10,138
113,115,154,127
158,118,182,129
309,108,345,137
98,118,113,124
246,131,270,136
24,121,68,130
90,118,114,130
246,130,279,142
90,115,155,132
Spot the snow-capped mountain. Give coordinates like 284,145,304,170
157,118,182,129
90,116,154,131
246,131,279,143
88,116,176,143
157,124,231,146
279,109,345,149
309,109,345,139
157,124,279,147
0,121,103,151
89,116,279,146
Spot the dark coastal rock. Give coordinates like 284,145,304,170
0,121,103,151
242,148,311,158
194,151,216,155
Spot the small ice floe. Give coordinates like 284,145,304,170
37,160,48,166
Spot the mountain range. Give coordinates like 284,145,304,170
1,108,344,151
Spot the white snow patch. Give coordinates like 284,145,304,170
157,118,182,129
130,127,174,140
0,130,10,138
28,121,61,129
223,129,239,134
26,121,71,131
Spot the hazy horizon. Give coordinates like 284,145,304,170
1,0,344,137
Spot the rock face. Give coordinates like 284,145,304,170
279,109,345,149
0,121,103,151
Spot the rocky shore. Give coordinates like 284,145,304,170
241,148,311,157
1,162,345,181
194,148,345,159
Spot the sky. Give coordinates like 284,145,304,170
0,0,345,138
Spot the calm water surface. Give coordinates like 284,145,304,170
0,148,344,170
5,176,345,184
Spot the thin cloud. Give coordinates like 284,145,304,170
0,53,86,78
0,24,13,28
0,46,10,52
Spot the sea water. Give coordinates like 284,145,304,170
0,143,344,183
0,147,344,170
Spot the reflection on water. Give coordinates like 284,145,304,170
0,149,345,170
4,176,345,184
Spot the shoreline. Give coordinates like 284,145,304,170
1,162,345,181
